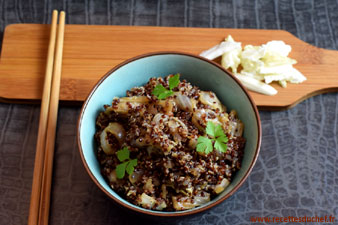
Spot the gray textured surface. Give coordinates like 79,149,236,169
0,0,338,224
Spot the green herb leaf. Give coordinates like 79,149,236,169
152,75,181,100
152,84,174,100
205,121,216,137
169,74,180,90
117,146,130,162
152,84,167,97
206,121,225,138
215,124,225,138
196,136,213,154
196,121,229,154
126,158,138,175
214,136,228,153
158,90,173,100
116,161,128,179
116,146,138,179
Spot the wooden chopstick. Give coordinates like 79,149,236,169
38,11,66,225
28,10,58,225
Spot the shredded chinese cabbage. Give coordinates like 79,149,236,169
200,35,307,95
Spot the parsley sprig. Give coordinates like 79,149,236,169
196,121,228,154
152,74,180,100
116,147,138,179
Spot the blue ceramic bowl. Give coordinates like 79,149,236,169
77,52,261,217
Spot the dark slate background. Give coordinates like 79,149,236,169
0,0,338,225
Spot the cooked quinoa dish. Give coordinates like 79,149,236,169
95,74,245,211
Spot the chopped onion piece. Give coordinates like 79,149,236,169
158,99,176,116
263,40,292,57
172,196,196,211
100,122,126,155
108,170,117,183
113,96,149,114
221,35,242,73
235,74,277,96
199,91,224,112
129,170,143,184
287,67,307,84
155,200,167,210
193,192,210,205
200,40,241,60
279,80,287,88
188,135,198,149
161,184,168,199
138,193,156,209
143,178,154,193
214,178,230,194
229,120,244,137
100,128,112,154
174,93,196,111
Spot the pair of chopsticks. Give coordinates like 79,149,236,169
28,10,65,225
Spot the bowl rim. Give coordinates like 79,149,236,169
77,51,262,217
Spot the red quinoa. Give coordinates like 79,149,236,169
95,74,245,211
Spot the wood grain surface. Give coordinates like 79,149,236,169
0,24,338,109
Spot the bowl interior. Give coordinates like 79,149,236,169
78,53,260,215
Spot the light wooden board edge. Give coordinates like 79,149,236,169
1,24,338,111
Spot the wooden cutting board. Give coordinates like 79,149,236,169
0,24,338,110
